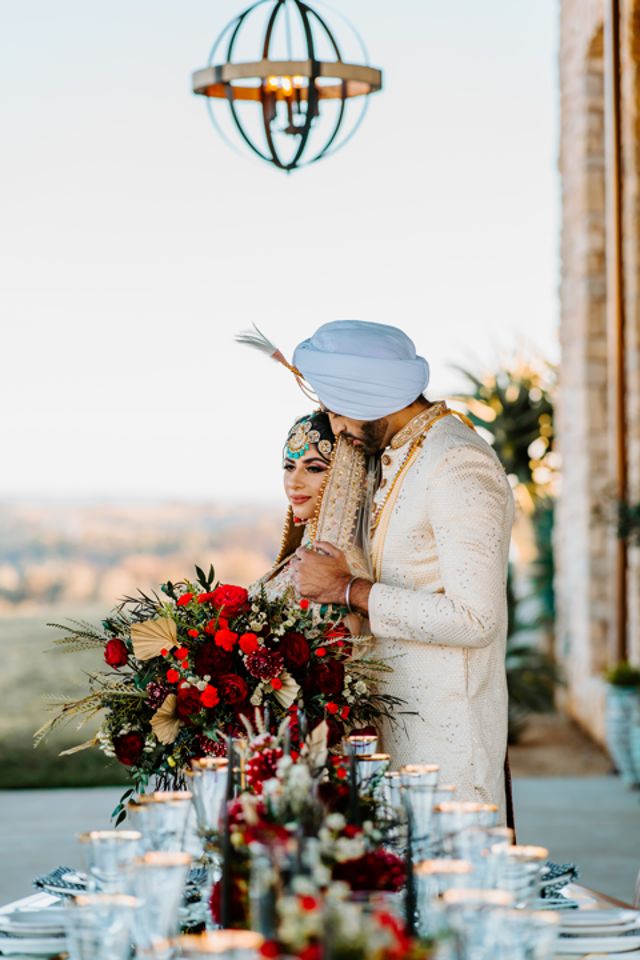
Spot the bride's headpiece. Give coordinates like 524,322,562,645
284,412,334,463
235,325,318,403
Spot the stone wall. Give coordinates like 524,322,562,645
557,0,640,741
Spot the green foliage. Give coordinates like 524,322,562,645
605,661,640,687
617,500,640,545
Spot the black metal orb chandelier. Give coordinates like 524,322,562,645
192,0,383,172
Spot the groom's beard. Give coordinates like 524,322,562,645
360,418,389,455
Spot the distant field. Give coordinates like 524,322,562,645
0,609,128,789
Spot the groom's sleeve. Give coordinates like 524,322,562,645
368,441,514,649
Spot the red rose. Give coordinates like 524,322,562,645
279,632,310,672
311,658,345,695
176,684,202,719
215,629,238,652
177,592,193,607
113,732,144,767
326,701,339,715
201,684,220,709
104,638,128,668
175,646,189,660
211,584,248,618
218,673,248,705
325,716,345,747
194,644,232,679
300,599,310,610
239,632,259,655
187,629,199,639
196,591,217,604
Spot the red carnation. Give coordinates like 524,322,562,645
326,701,339,715
201,684,220,709
113,732,144,767
245,649,284,681
166,668,180,684
194,644,232,679
187,628,199,639
239,632,259,655
300,599,310,610
176,684,202,719
104,638,128,668
311,658,345,695
218,673,249,705
175,646,189,660
177,593,193,607
210,584,248,618
215,629,238,652
279,632,310,672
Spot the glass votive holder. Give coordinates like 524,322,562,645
493,845,549,908
399,764,440,788
345,733,379,756
355,753,391,788
63,893,139,960
186,759,229,836
77,830,142,893
127,791,192,852
451,825,514,861
174,930,264,959
127,851,192,956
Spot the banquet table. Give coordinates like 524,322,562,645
0,881,636,959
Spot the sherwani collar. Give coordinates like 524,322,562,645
388,401,449,450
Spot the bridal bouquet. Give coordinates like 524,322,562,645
36,565,401,790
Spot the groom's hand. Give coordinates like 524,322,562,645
292,542,373,615
292,541,351,605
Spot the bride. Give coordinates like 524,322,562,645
252,409,373,639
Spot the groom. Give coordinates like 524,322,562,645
290,320,515,823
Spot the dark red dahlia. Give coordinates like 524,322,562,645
217,673,249,705
311,658,345,695
278,632,310,672
194,643,233,679
113,732,144,767
176,684,202,720
145,681,169,709
245,649,284,681
332,850,406,892
195,733,226,757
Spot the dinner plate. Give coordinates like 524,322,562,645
0,909,66,938
562,911,639,928
555,931,640,954
561,920,640,938
0,934,66,955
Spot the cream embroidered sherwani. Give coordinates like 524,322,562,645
369,404,514,821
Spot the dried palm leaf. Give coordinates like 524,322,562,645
305,719,328,770
235,324,317,402
59,737,98,757
151,694,181,744
272,670,300,711
131,618,177,661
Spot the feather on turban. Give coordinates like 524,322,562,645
293,320,430,420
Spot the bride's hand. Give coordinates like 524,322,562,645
291,541,351,604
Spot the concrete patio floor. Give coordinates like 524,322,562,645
0,776,638,906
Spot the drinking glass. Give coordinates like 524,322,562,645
492,845,548,908
433,801,498,855
400,764,439,860
450,827,514,885
442,888,515,960
63,893,139,960
127,791,192,852
413,859,474,939
174,930,264,958
355,753,391,790
127,851,192,957
77,830,142,893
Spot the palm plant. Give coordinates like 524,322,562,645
453,357,561,740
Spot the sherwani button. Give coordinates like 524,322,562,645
382,454,392,466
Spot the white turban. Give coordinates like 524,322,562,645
293,320,430,420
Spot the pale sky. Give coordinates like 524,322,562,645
0,0,558,503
